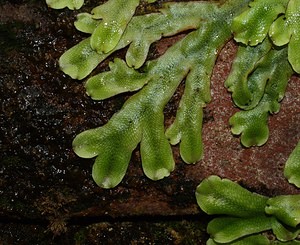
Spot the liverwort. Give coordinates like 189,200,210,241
284,141,300,188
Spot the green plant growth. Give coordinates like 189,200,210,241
227,0,298,147
47,0,300,188
196,175,300,244
46,0,84,10
285,141,300,188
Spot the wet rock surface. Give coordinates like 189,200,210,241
1,0,300,243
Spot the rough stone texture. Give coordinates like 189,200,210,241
1,0,300,243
